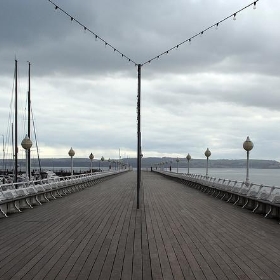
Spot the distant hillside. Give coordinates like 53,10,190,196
5,157,280,170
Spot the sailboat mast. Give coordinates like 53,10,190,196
28,62,31,179
14,59,18,183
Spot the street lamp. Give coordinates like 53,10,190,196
176,157,179,173
243,136,254,185
101,156,104,171
205,148,211,177
108,158,111,170
1,134,4,175
68,147,75,176
21,135,32,181
89,153,94,174
186,153,191,175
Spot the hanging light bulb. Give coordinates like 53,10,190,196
189,39,191,45
200,31,204,37
215,23,219,30
84,26,87,33
95,35,98,41
70,17,74,22
253,2,257,9
55,6,58,11
233,13,237,20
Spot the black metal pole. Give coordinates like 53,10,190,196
137,64,141,209
28,62,31,179
14,59,18,183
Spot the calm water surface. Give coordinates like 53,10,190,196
46,166,280,187
170,168,280,187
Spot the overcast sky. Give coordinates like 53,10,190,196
1,0,280,162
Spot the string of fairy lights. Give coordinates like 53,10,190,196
48,0,137,65
48,0,259,67
142,1,258,65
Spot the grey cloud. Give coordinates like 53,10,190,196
1,0,280,160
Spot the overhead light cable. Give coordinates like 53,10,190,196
48,0,259,67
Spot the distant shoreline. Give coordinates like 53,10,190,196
2,158,280,170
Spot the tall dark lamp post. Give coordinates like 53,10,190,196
176,157,179,173
186,153,191,175
89,153,94,174
243,136,254,185
101,156,104,171
68,147,75,176
108,158,111,170
205,148,211,178
21,135,32,181
1,134,4,175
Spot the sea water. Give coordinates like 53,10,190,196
168,168,280,187
42,166,280,187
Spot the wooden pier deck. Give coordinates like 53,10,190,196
0,171,280,280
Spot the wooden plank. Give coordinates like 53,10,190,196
155,185,236,280
146,185,185,279
97,191,133,280
1,171,280,280
144,198,164,280
132,209,143,280
141,187,152,280
148,190,197,280
145,187,174,280
149,172,280,280
88,185,134,279
109,201,134,280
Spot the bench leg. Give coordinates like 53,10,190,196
215,191,221,198
26,198,33,208
227,194,233,203
265,205,272,218
19,198,33,209
35,196,42,205
52,190,61,198
7,201,21,214
43,193,50,202
252,202,259,213
0,206,8,218
242,198,249,209
233,196,240,205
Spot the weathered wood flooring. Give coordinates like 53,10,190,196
0,171,280,279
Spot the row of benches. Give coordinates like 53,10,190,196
0,170,128,218
155,171,280,223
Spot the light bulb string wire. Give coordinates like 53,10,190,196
48,0,258,67
48,0,137,65
142,0,258,65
